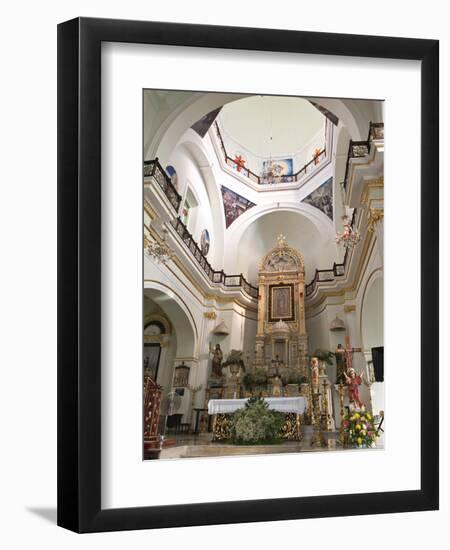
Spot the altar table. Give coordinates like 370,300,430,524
208,397,307,441
208,396,307,415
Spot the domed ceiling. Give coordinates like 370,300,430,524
219,96,325,157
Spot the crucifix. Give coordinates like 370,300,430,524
344,335,362,372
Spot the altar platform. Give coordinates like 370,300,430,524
158,429,347,459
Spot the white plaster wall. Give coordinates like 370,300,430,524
361,276,384,351
167,147,216,261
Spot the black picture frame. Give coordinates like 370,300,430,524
58,17,439,533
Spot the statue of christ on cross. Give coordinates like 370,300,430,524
336,335,361,384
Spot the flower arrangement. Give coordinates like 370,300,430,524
342,410,378,448
231,397,285,444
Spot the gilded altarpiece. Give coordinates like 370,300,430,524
254,235,308,375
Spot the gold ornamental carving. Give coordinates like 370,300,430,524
367,208,384,233
203,311,217,320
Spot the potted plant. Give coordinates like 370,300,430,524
243,368,268,394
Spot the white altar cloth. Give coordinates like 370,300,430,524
208,397,307,415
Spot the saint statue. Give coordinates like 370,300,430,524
310,357,320,392
335,343,347,383
271,375,283,397
210,343,224,378
343,367,364,409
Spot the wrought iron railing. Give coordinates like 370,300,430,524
144,158,182,212
214,121,326,185
170,217,259,299
304,210,355,297
344,122,384,189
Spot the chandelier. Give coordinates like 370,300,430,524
335,215,361,249
146,226,174,264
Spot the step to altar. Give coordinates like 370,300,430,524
159,433,341,459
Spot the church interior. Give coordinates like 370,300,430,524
143,92,384,459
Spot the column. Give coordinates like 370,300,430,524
257,282,266,336
368,208,384,262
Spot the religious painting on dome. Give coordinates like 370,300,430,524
200,229,210,256
302,177,333,220
269,284,295,322
165,165,178,190
220,185,255,228
191,107,222,138
261,158,294,184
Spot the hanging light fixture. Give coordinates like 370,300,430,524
335,181,361,249
261,96,281,185
146,225,174,264
335,214,361,249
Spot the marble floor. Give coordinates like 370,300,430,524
158,429,355,459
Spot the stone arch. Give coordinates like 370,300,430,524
148,93,365,166
144,314,171,335
226,201,335,248
143,283,198,359
146,92,249,164
225,204,338,283
177,133,225,265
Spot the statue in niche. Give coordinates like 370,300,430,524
210,343,224,378
335,343,347,383
343,367,364,409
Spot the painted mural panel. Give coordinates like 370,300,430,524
191,107,222,138
302,177,333,220
220,185,256,228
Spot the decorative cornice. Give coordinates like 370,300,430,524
361,176,384,205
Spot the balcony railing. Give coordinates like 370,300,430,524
214,122,326,186
304,210,355,297
170,217,259,299
144,158,182,212
344,122,384,189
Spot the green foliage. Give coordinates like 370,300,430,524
280,369,304,385
242,368,268,389
231,397,285,444
313,348,335,365
222,349,245,371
